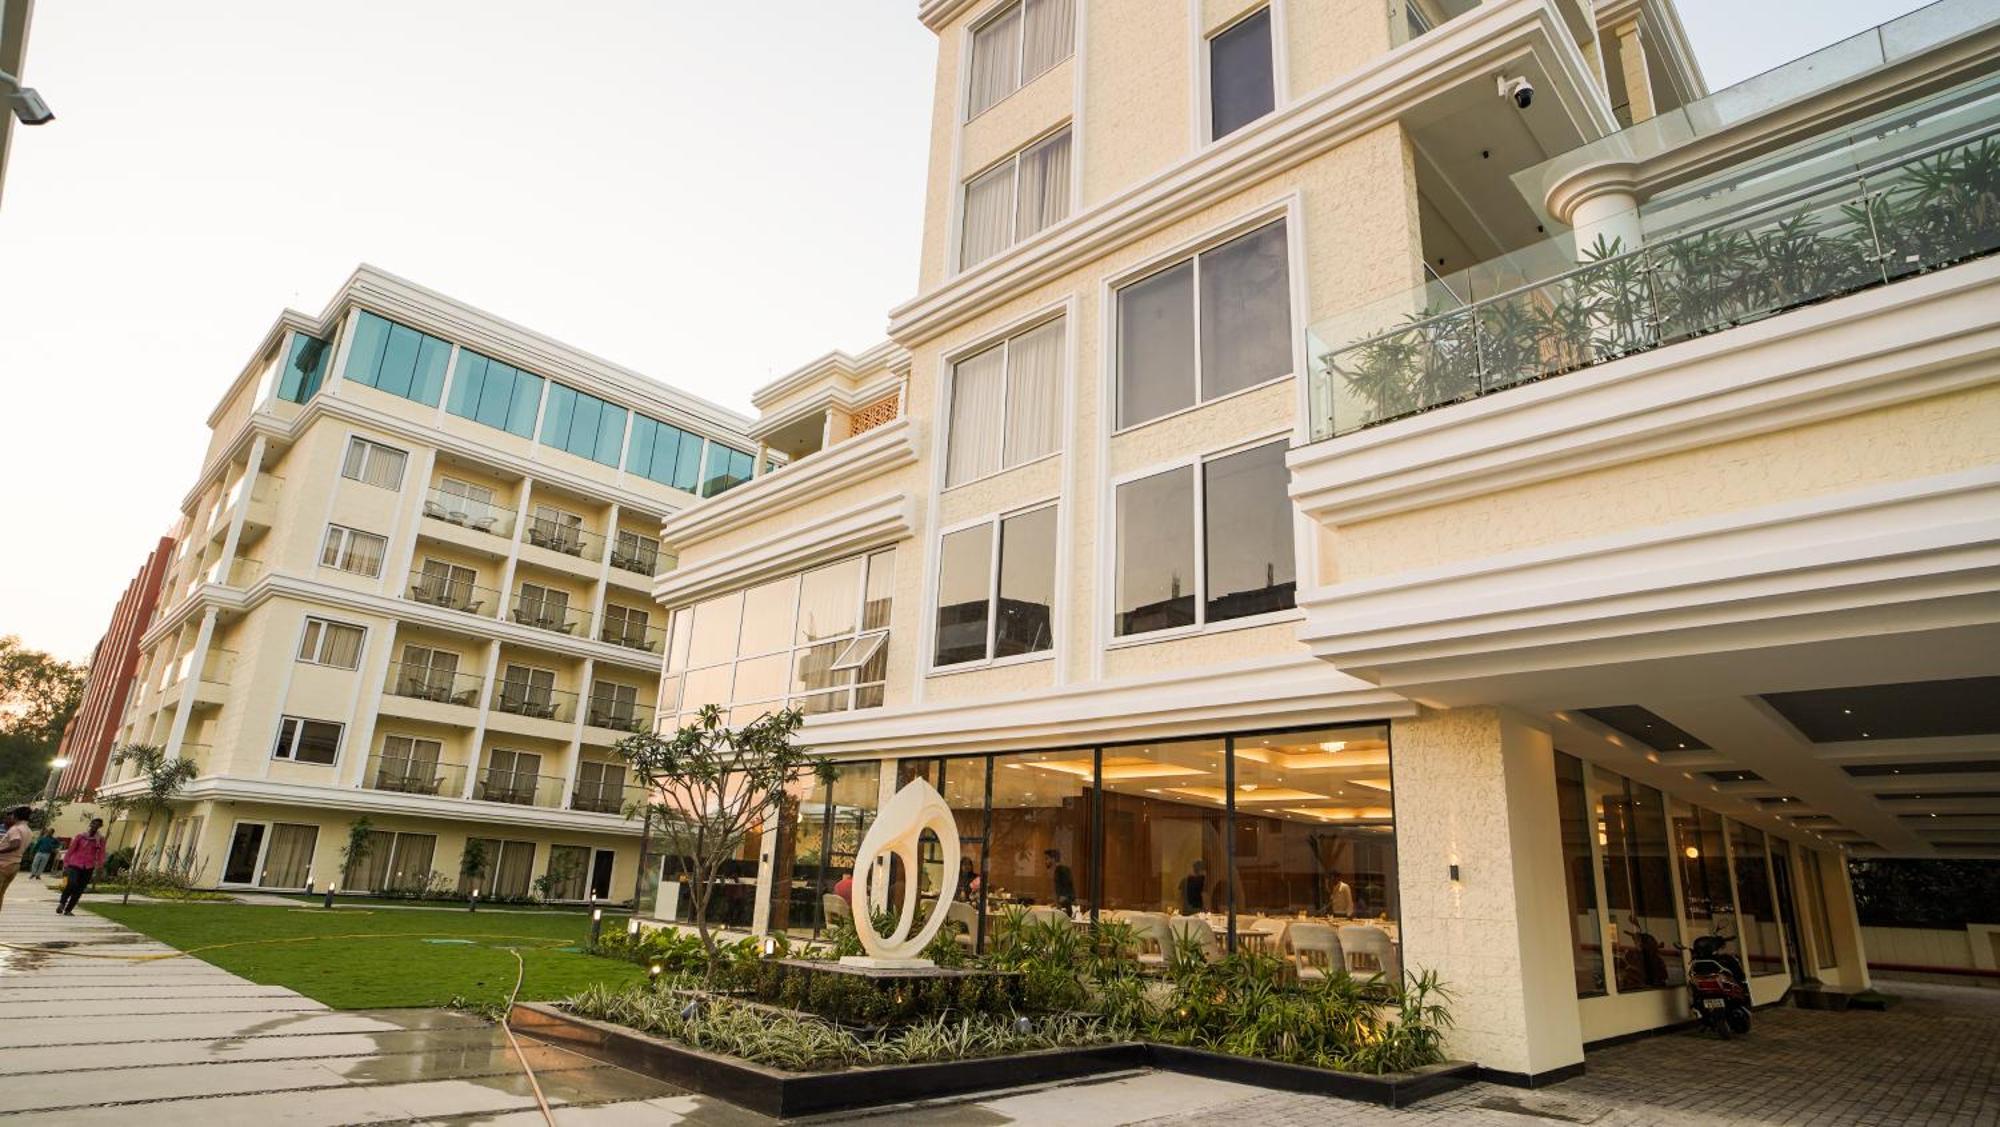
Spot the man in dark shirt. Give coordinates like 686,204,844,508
1181,859,1207,914
1044,849,1075,911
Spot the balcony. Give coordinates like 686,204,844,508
490,682,578,724
584,696,657,735
569,776,643,815
509,593,588,637
364,753,467,797
407,571,502,617
596,616,665,654
420,487,516,556
609,540,662,579
190,649,236,709
473,768,564,808
212,473,283,546
1313,129,2000,438
523,516,605,563
384,662,485,708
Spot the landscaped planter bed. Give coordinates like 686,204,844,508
509,1002,1476,1117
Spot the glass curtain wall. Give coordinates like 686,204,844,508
1591,766,1686,990
1728,821,1783,975
1673,800,1737,944
1554,752,1607,996
766,761,883,939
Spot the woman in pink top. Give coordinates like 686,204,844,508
56,818,107,916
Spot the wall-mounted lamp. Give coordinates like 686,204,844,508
1448,863,1461,882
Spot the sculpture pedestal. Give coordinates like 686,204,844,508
838,956,937,970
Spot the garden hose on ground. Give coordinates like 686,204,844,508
6,930,568,1123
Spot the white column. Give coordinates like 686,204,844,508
463,640,502,800
215,436,268,578
163,609,220,763
1392,707,1586,1081
342,620,400,790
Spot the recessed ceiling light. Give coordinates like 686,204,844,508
1843,709,1853,715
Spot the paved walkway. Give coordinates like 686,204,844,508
0,879,761,1126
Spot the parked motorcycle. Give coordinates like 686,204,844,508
1687,933,1752,1037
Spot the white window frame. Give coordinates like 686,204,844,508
944,313,1067,490
1199,4,1281,147
1106,433,1300,647
1109,208,1300,435
217,819,319,890
957,125,1072,271
963,0,1075,122
296,616,366,670
271,715,344,766
666,548,895,722
929,499,1059,675
438,476,496,508
341,435,409,491
319,524,387,578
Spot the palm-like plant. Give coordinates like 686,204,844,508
104,744,199,904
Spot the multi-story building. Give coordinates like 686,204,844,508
650,0,2000,1086
54,535,176,798
101,265,767,903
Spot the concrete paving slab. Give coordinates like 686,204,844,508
40,996,329,1015
0,1025,508,1075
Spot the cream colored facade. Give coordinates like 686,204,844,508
99,266,763,904
650,0,2000,1085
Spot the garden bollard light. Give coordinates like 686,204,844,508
627,917,640,937
469,888,479,913
589,906,603,947
322,880,337,909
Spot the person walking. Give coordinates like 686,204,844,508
56,817,108,916
28,828,59,880
0,807,32,909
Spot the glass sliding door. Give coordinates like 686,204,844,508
222,823,265,885
263,824,319,888
1729,821,1783,976
1554,752,1608,996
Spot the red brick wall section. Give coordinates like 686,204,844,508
55,535,176,797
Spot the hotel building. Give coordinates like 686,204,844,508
100,267,767,904
646,0,2000,1085
92,0,2000,1085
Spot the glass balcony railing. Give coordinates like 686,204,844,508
584,695,657,734
490,682,579,724
365,753,467,797
523,517,605,562
596,616,665,654
570,777,644,815
609,539,662,577
1309,120,2000,439
509,593,589,636
382,662,485,708
407,572,503,616
422,487,516,539
473,769,565,808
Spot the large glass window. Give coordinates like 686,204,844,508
1800,848,1839,972
1099,739,1227,918
934,505,1056,667
1592,767,1685,990
278,332,333,404
960,130,1072,268
667,549,895,721
966,0,1074,118
1673,800,1737,943
989,749,1095,915
701,443,756,497
343,311,451,407
1729,821,1783,975
1116,439,1294,637
539,382,628,467
1116,220,1292,429
1209,7,1275,140
1555,752,1607,997
297,617,365,670
319,525,386,578
446,349,544,438
341,437,408,491
945,318,1065,487
627,415,707,493
766,760,882,938
272,716,342,766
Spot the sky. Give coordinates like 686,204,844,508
0,0,1939,661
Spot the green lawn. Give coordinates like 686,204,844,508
90,902,646,1010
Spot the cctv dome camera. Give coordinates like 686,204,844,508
1497,74,1534,110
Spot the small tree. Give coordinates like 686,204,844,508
106,744,199,904
340,817,375,889
615,704,827,970
459,838,488,895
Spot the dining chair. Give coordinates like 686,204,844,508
1288,921,1345,981
822,893,851,927
945,899,978,948
1023,905,1071,928
1167,915,1224,962
1338,925,1402,983
1123,911,1173,967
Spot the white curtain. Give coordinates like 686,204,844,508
1022,0,1075,79
347,531,385,577
967,5,1022,116
960,162,1015,268
1004,319,1065,466
947,344,1007,486
263,824,318,888
321,623,363,669
1016,130,1071,239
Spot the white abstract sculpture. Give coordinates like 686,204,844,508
844,777,960,967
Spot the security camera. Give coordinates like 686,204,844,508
1498,74,1534,110
10,87,54,126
